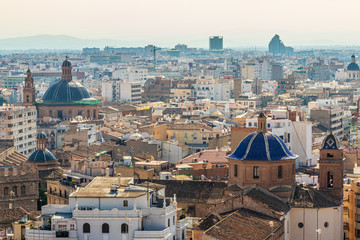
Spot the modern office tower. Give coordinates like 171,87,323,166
209,36,223,52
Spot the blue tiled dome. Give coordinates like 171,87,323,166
28,149,56,162
42,80,91,102
347,62,359,71
320,132,343,150
227,131,298,161
37,132,47,139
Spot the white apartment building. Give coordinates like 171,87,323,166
113,67,148,84
246,110,313,167
193,79,231,101
26,176,187,240
102,80,142,103
0,105,37,156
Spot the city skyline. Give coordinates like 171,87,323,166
2,0,360,48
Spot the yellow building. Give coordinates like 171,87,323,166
344,178,360,240
166,123,225,145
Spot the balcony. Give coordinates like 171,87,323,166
134,227,171,239
177,219,187,229
25,229,77,239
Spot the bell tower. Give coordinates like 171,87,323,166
318,132,344,200
23,69,36,105
61,56,72,81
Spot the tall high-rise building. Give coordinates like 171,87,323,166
209,36,223,52
268,34,293,56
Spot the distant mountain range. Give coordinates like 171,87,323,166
0,35,134,50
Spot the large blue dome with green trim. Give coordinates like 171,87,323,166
42,80,92,103
227,131,298,161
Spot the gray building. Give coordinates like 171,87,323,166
310,108,344,138
209,36,223,52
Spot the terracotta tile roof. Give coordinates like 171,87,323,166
0,207,29,225
179,150,228,165
290,183,341,208
203,208,281,240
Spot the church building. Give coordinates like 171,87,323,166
25,57,100,121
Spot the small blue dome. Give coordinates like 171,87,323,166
347,62,359,71
28,149,56,162
37,132,47,139
320,132,343,150
62,58,72,67
227,131,298,161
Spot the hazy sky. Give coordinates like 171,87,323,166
2,0,360,47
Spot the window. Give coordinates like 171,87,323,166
253,166,259,179
21,186,26,195
356,214,360,223
234,164,238,177
327,171,334,188
278,166,283,179
287,133,290,143
182,229,185,240
324,222,329,228
298,222,304,228
102,223,109,233
83,223,90,233
168,219,171,227
12,186,17,196
70,224,75,230
123,200,128,207
173,216,176,225
4,187,8,196
121,224,128,233
327,153,333,158
357,199,360,208
357,229,360,238
58,224,67,231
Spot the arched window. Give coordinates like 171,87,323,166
327,171,334,188
102,223,109,233
59,190,62,197
21,186,26,195
64,190,67,198
26,95,30,102
87,109,90,118
49,110,52,118
49,187,52,194
234,164,238,177
173,216,175,225
83,223,90,233
4,187,8,196
168,219,171,227
12,186,17,196
121,223,128,233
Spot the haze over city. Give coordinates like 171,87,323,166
2,0,360,240
2,0,360,48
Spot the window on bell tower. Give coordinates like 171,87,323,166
327,171,334,189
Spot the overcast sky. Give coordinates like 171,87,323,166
1,0,360,47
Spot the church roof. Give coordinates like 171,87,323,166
37,132,47,139
290,183,341,208
320,132,343,150
347,62,359,71
41,79,92,103
62,58,72,67
227,131,298,161
28,149,56,162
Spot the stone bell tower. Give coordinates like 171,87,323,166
318,132,344,200
23,69,36,105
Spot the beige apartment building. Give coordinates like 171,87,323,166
0,105,37,156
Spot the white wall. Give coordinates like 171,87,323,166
285,207,343,240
